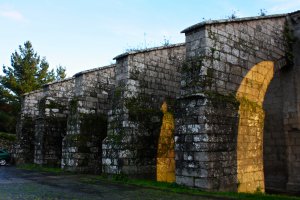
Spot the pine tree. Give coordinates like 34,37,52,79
56,65,67,80
0,41,57,103
0,41,67,133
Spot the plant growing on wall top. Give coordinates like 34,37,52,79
227,10,238,19
259,9,267,16
283,23,296,67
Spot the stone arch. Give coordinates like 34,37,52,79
236,61,274,193
34,96,68,167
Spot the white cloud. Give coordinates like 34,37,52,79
0,10,24,21
0,3,26,22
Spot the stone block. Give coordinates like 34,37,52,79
195,178,213,189
176,176,194,187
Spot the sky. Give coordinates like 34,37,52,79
1,0,300,77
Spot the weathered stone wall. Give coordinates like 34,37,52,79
34,77,75,167
175,93,239,190
283,11,300,193
182,16,286,95
178,15,287,192
62,65,115,173
16,65,115,173
263,12,300,193
15,89,44,164
263,69,286,191
15,11,300,194
102,44,185,178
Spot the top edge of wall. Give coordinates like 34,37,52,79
113,43,186,60
181,13,290,34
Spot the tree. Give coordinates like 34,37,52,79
0,86,17,133
0,41,67,133
56,65,66,80
1,41,57,103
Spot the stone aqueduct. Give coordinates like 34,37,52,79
15,11,300,193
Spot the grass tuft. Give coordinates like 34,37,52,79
18,165,300,200
0,132,16,141
17,164,65,174
80,175,300,200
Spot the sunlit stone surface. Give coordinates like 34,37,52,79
157,101,175,182
236,61,274,193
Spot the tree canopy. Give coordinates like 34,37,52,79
0,41,67,133
1,41,66,103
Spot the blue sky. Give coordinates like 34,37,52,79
1,0,300,77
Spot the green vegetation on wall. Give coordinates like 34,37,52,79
0,132,16,141
125,94,163,133
283,22,296,67
181,55,218,93
204,91,239,108
80,113,107,137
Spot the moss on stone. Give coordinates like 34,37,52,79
80,113,107,137
283,22,296,67
181,55,217,90
69,98,78,113
18,116,35,163
45,100,66,111
124,94,163,133
237,96,262,111
114,87,123,99
204,91,239,108
106,132,123,145
64,112,107,154
181,56,203,74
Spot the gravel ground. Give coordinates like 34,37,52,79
0,166,218,200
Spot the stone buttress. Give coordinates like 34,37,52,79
177,14,287,192
102,44,185,178
62,65,115,173
34,78,75,167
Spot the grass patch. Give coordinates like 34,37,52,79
80,175,300,200
17,164,66,174
17,165,300,200
0,132,16,141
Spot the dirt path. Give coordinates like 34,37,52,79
0,166,219,200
